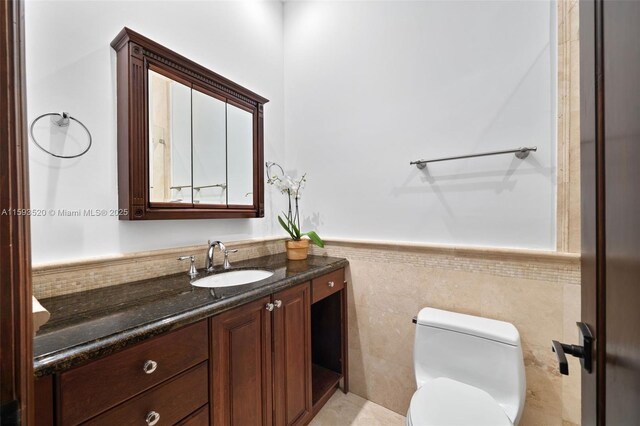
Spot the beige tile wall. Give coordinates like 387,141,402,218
556,1,582,423
311,239,581,426
557,0,581,254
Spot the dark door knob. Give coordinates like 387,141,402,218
551,322,594,375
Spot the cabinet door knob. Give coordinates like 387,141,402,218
328,281,335,288
143,360,158,374
146,411,160,426
266,303,274,312
274,300,282,308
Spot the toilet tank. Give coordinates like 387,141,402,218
414,308,526,424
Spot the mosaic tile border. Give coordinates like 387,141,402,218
33,237,581,299
311,238,581,286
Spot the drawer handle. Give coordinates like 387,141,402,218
266,302,274,312
146,411,160,426
274,299,282,309
328,281,335,288
143,360,158,374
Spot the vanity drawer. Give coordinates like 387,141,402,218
59,320,208,425
312,269,345,304
177,405,209,425
84,362,208,425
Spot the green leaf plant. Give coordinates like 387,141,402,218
267,167,325,248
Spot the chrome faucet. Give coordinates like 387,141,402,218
223,248,238,269
206,240,238,271
177,255,199,279
206,240,223,272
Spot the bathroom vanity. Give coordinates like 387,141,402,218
33,254,348,426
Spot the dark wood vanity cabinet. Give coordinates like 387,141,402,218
34,320,210,426
210,284,312,426
35,268,348,426
59,321,208,425
211,296,274,426
310,268,348,411
272,283,312,426
84,363,208,426
211,273,348,426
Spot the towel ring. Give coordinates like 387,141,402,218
266,161,285,181
29,112,92,159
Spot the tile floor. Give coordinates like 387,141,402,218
310,391,406,426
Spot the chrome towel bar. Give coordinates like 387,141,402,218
410,146,537,169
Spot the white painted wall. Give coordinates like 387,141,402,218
26,0,557,264
284,1,557,250
25,1,285,264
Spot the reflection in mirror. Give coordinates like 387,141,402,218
227,104,254,206
192,89,226,205
148,70,192,204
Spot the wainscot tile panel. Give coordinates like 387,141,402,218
311,239,581,426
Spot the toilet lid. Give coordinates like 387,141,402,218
408,377,513,426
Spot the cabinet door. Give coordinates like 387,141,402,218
211,296,273,426
273,283,312,426
34,376,53,426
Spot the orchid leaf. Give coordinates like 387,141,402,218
285,214,302,239
303,231,325,248
278,215,297,240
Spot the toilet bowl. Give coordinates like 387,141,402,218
407,308,526,426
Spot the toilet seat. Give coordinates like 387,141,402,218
407,377,513,426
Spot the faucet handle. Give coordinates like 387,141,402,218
222,248,238,269
177,255,198,278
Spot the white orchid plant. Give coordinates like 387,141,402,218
266,163,324,248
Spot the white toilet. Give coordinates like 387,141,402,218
407,308,526,426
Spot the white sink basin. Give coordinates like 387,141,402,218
191,269,274,288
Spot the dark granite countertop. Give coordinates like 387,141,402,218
34,254,348,377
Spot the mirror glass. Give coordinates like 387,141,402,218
227,104,254,206
148,69,256,208
192,88,227,205
148,70,192,204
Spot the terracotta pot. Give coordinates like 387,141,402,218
285,239,309,260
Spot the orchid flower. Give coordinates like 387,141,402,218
266,166,323,248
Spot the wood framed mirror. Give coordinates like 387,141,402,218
111,27,268,220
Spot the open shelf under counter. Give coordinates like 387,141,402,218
312,363,343,407
310,280,348,417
